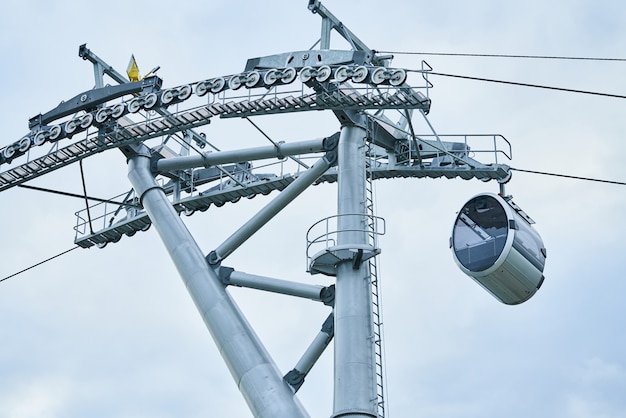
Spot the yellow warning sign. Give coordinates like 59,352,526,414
127,55,140,82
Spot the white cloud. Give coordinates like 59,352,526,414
0,376,72,418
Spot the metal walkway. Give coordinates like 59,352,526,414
74,162,510,249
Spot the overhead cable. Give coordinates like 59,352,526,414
18,184,139,207
376,50,626,62
423,71,626,100
511,167,626,186
0,246,80,284
244,117,310,169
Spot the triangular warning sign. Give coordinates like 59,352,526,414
127,55,140,82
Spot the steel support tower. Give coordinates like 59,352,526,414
0,2,515,416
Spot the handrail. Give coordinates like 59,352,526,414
305,213,386,269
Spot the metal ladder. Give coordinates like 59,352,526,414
366,141,386,418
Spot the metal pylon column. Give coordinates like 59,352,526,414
333,123,378,418
126,145,309,418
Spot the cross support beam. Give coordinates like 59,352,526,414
156,136,337,173
209,151,337,265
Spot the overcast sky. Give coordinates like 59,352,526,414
2,1,626,417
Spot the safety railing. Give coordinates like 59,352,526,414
398,134,512,167
73,152,320,244
73,190,142,242
305,213,386,272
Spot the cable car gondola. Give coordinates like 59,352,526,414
451,193,547,305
